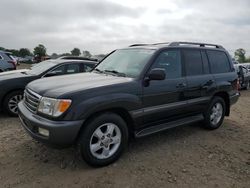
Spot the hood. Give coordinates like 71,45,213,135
0,69,29,76
27,73,134,98
0,71,33,81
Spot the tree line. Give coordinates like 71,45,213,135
1,44,249,63
0,44,93,59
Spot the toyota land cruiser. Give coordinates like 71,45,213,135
18,42,240,166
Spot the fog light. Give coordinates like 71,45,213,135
38,127,50,137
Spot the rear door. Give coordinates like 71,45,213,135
142,49,188,127
183,49,215,114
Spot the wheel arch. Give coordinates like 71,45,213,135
213,92,230,116
1,88,24,108
75,107,135,143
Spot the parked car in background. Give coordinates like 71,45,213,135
0,50,17,72
234,64,250,90
243,63,250,71
18,42,239,167
58,56,98,62
0,59,97,116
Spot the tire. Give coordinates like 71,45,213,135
78,112,129,167
3,90,24,117
203,96,226,130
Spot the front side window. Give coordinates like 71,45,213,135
95,49,155,78
66,64,80,74
150,50,182,79
49,65,66,75
207,50,231,74
183,49,203,76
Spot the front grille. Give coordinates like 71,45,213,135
24,89,41,113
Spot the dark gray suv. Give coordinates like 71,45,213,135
0,50,17,72
18,42,240,167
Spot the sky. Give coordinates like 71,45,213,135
0,0,250,56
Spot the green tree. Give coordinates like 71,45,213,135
0,47,5,51
19,48,32,57
34,44,46,58
71,48,81,56
51,53,59,59
82,50,92,58
6,49,20,56
234,48,246,63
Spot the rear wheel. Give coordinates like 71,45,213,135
203,97,226,130
3,90,24,116
78,113,128,167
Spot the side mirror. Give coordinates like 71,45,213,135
148,68,166,80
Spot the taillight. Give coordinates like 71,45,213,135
8,61,17,70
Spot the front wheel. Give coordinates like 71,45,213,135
3,90,24,116
78,113,128,167
203,97,226,130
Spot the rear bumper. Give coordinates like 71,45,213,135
18,101,84,148
230,92,240,106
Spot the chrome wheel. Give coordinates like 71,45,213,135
90,123,121,159
210,102,223,126
8,94,23,114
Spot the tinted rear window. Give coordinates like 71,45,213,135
207,50,231,73
183,49,203,76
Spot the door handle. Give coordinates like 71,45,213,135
206,79,215,85
202,80,215,89
176,83,186,88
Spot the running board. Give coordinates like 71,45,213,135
135,114,204,138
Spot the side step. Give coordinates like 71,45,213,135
135,114,204,138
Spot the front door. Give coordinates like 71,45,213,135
142,49,188,127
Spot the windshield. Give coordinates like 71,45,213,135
26,60,57,75
94,49,155,78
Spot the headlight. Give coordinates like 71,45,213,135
38,97,71,117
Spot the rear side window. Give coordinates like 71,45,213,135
183,49,203,76
201,51,210,74
207,50,230,73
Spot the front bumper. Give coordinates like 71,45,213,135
18,101,84,148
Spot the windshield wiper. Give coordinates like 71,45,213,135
104,70,126,77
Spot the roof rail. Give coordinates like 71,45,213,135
129,44,150,47
169,42,224,49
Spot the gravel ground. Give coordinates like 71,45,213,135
0,75,249,187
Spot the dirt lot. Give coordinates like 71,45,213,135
0,87,249,187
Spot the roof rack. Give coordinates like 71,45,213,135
169,42,224,49
129,42,224,49
129,44,151,47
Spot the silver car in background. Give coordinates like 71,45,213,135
0,50,17,72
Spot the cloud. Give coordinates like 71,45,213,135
0,0,249,56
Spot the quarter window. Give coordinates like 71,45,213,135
151,50,182,79
207,50,230,73
183,50,203,76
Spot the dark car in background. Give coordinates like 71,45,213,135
0,50,17,72
18,42,239,167
0,59,97,116
234,64,250,90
